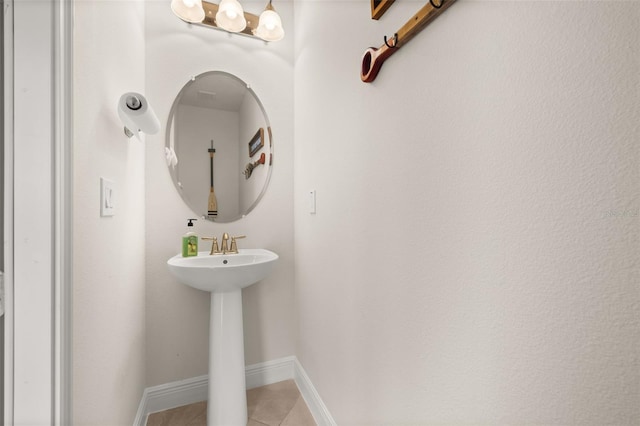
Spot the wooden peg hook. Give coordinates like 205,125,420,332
361,0,457,83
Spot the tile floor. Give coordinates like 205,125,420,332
146,380,316,426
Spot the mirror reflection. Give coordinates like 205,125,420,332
166,71,272,222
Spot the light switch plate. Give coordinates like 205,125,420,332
100,177,115,217
308,190,316,214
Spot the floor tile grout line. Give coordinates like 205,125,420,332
277,394,299,426
250,419,271,426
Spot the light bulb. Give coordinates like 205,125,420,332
255,2,284,42
171,0,205,23
216,0,246,32
262,13,276,30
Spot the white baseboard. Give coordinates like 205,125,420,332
133,356,335,426
245,355,296,389
293,358,337,426
133,374,208,426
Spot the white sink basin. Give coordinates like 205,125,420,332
167,248,279,425
167,248,278,292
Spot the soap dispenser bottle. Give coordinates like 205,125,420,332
182,218,198,257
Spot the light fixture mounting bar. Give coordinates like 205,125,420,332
199,1,262,39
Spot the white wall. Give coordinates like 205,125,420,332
73,0,147,423
144,0,295,387
294,1,640,424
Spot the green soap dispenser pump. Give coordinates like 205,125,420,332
182,218,199,257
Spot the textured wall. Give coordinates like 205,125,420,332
294,1,639,424
144,0,295,387
73,0,147,423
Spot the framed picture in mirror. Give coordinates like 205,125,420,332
249,128,265,157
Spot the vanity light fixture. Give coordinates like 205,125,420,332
255,0,284,41
171,0,285,42
171,0,205,23
216,0,246,32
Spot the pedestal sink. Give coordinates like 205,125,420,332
167,249,278,426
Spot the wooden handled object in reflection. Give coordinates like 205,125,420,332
208,140,218,217
361,0,457,83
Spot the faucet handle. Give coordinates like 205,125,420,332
229,235,246,254
202,236,220,255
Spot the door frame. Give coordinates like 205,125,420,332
3,0,73,423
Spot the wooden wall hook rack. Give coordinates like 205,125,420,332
361,0,457,83
243,153,266,180
370,0,395,20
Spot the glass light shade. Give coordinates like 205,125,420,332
171,0,205,23
215,0,247,33
255,4,284,42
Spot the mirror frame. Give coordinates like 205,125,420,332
165,71,273,223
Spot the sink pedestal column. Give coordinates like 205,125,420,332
208,289,247,426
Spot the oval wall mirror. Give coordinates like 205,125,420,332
166,71,273,223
